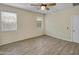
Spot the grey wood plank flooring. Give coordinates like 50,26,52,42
0,35,79,55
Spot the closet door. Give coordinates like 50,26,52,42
72,16,79,43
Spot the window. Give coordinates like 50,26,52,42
36,17,44,29
0,11,17,31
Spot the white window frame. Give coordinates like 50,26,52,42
0,11,17,31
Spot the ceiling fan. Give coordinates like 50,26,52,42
31,3,56,10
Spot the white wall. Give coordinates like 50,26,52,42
0,4,44,45
1,4,79,46
45,6,79,42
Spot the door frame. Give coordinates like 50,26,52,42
70,17,73,42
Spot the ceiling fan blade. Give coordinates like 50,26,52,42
47,3,56,6
45,7,50,10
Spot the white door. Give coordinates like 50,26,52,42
72,16,79,43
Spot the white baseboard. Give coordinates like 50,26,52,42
0,34,44,46
46,34,72,42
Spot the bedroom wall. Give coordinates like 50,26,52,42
45,6,79,41
0,4,44,45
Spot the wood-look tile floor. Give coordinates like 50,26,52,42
0,35,79,55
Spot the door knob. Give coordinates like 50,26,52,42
72,29,75,32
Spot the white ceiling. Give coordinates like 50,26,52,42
3,3,74,14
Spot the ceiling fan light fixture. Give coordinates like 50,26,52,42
41,6,46,10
